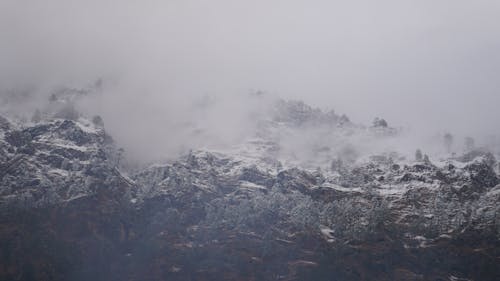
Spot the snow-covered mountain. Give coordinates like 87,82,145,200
1,92,499,281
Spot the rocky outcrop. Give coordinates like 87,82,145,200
0,117,134,209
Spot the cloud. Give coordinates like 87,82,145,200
1,0,499,160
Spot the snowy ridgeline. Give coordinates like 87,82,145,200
1,95,500,281
0,88,499,238
1,102,499,242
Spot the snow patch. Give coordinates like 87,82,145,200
321,183,362,193
239,181,267,190
76,118,99,134
48,168,69,177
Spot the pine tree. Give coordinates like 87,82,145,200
423,154,431,164
31,109,42,123
372,117,388,128
465,137,475,151
92,115,104,127
444,133,454,153
415,149,423,161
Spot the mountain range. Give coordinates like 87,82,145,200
0,90,499,281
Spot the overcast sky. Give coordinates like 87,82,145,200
1,0,499,139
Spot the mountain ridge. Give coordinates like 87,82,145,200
0,95,499,280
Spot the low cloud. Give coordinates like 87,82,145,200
1,0,500,162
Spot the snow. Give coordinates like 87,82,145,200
53,142,88,151
35,132,92,152
48,168,69,177
76,118,99,134
412,235,433,248
321,183,362,193
239,181,267,190
434,159,468,169
376,184,408,196
63,193,88,202
319,226,335,239
486,184,500,196
449,275,472,281
210,141,280,173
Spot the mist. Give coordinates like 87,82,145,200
1,0,500,161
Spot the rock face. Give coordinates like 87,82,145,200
0,104,499,281
0,117,134,210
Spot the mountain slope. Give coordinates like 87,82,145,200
0,97,499,281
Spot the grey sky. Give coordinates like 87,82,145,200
1,0,499,139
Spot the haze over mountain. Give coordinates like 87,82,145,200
1,92,499,280
2,0,500,145
1,1,500,280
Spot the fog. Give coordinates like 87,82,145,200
1,0,500,161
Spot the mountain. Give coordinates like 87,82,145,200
0,95,499,281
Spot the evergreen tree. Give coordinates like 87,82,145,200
31,109,42,123
372,117,388,128
415,149,423,161
444,133,454,153
92,115,104,127
423,154,431,164
465,136,475,151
